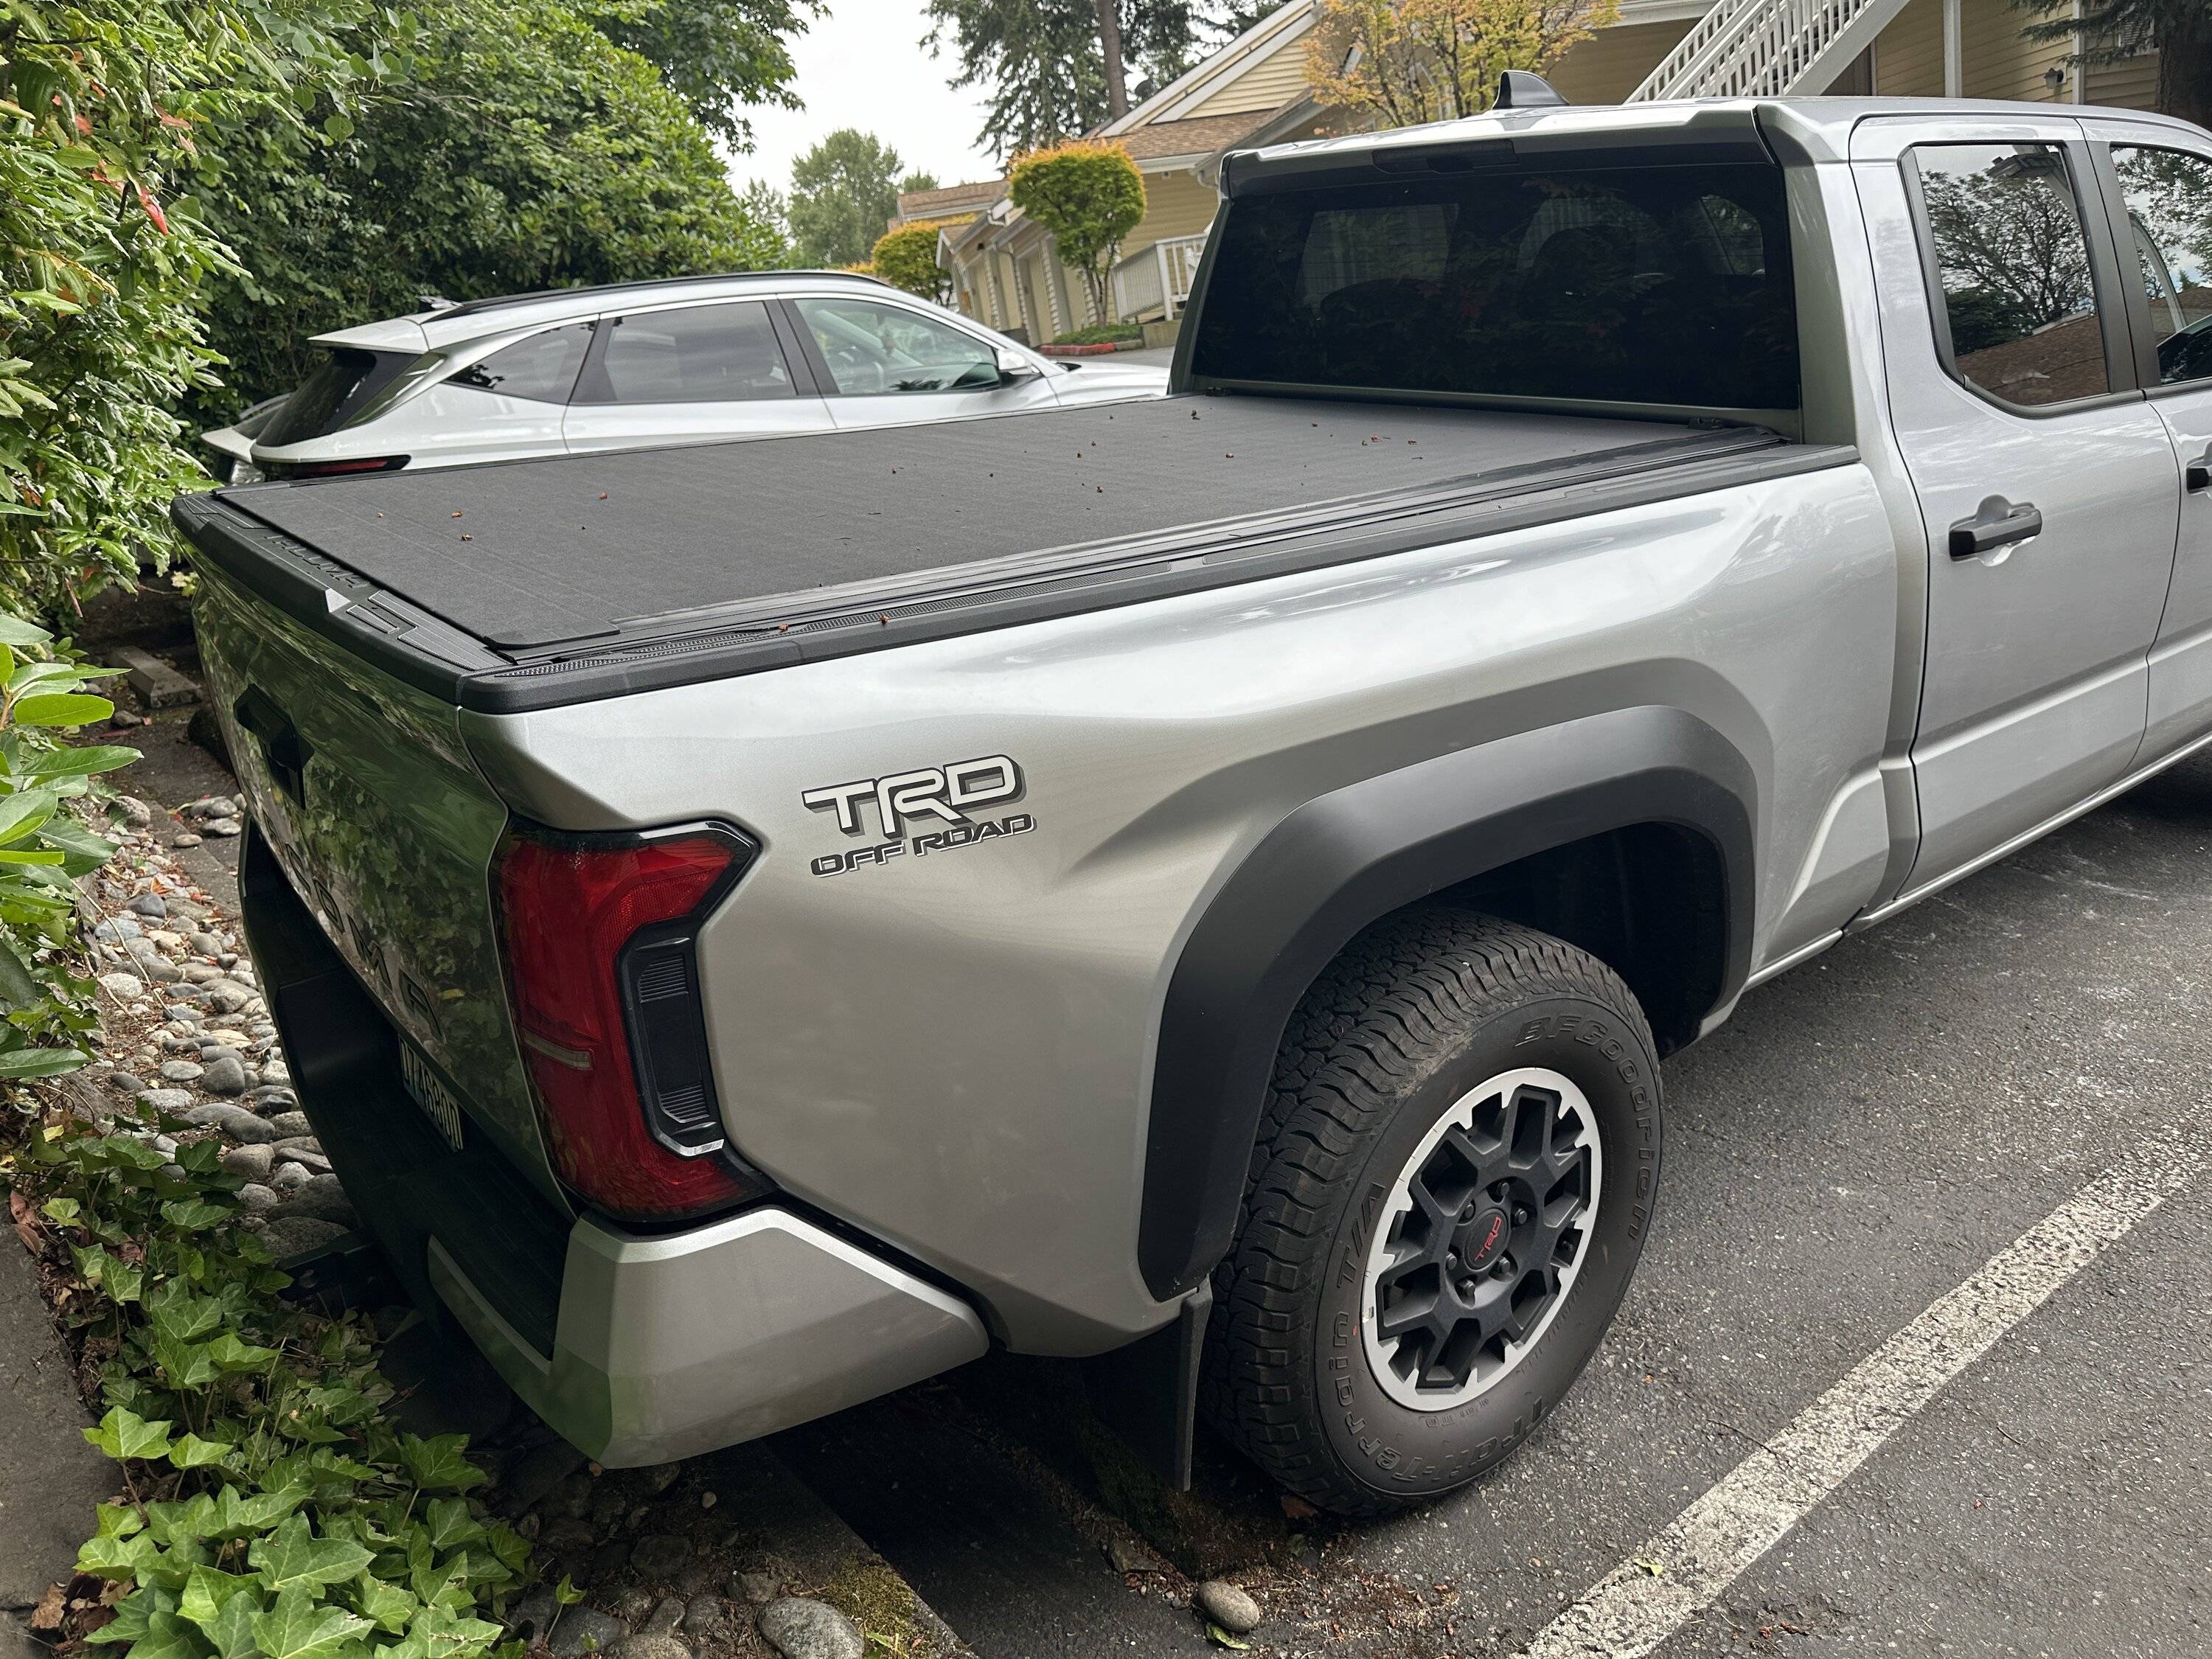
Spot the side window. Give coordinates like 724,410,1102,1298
574,302,796,405
794,298,998,395
1911,142,2111,408
448,324,593,403
2112,145,2212,386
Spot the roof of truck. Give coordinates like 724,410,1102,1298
1222,96,2207,178
212,396,1720,652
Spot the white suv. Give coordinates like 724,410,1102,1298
205,272,1167,481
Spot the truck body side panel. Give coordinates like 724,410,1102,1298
459,462,1899,1352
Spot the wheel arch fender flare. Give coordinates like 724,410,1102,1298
1137,704,1757,1304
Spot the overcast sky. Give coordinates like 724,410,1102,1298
726,0,1004,198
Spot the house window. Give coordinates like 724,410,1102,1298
1910,143,2110,408
2112,145,2212,385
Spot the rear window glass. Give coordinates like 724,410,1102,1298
574,301,795,405
448,324,593,403
1911,142,2110,407
259,348,413,447
1192,163,1800,411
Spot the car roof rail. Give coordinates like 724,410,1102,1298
437,268,896,321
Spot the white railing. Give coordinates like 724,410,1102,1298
1111,232,1210,322
1627,0,1913,100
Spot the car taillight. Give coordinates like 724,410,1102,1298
493,822,768,1223
271,455,410,479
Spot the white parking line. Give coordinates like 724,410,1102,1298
1520,1137,2200,1658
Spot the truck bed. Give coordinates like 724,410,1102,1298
176,394,1849,712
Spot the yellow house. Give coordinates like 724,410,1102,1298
922,0,2167,344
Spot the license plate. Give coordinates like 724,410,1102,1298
400,1043,465,1152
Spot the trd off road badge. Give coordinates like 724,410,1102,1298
801,754,1035,877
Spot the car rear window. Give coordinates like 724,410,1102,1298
1191,161,1800,412
448,323,594,403
259,348,414,447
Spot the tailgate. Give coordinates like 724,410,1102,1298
192,555,559,1205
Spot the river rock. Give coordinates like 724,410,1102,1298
202,1054,249,1095
623,1533,687,1579
1194,1581,1262,1635
756,1599,863,1659
98,973,146,1001
547,1610,627,1659
258,1215,346,1259
159,1059,204,1082
181,1102,276,1143
221,1143,274,1181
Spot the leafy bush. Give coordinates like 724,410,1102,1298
21,1102,527,1659
1007,142,1145,326
0,614,138,1077
871,222,956,304
0,0,365,617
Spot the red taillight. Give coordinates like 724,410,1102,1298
274,455,409,479
495,823,764,1222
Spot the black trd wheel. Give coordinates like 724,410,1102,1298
1201,910,1662,1517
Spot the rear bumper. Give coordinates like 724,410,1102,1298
240,820,988,1466
428,1206,988,1465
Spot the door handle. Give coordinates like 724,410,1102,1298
1948,496,2044,560
232,686,313,805
2188,448,2211,493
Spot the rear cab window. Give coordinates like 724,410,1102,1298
1907,142,2114,408
1189,160,1801,415
258,347,415,447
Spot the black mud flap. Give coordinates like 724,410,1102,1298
1081,1284,1210,1491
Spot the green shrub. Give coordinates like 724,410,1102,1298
20,1102,528,1659
872,221,956,305
1049,323,1141,346
1007,142,1145,327
0,0,366,617
0,614,139,1077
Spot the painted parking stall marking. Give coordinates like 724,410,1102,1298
1520,1131,2203,1659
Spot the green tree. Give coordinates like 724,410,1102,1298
925,0,1232,159
740,178,796,265
583,0,822,147
788,130,918,268
1304,0,1616,129
1,0,369,616
1008,141,1145,324
195,0,793,415
872,220,956,302
2014,0,2211,127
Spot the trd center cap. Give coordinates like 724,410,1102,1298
1459,1206,1511,1271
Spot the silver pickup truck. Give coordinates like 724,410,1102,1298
173,95,2212,1518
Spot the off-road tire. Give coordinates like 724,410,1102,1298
1200,908,1662,1516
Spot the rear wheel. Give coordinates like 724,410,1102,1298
1201,909,1662,1516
